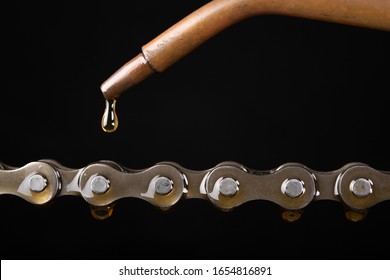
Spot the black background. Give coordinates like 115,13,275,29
1,1,390,259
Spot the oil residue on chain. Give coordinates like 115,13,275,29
101,98,118,133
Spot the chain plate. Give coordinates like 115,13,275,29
0,160,389,222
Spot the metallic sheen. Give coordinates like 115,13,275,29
1,160,389,221
282,179,305,198
29,174,47,193
350,178,372,198
154,176,173,195
101,0,390,100
90,175,110,194
218,177,239,197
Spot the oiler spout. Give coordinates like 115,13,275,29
100,0,390,100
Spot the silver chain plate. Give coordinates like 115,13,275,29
0,160,389,221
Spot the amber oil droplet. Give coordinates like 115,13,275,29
101,99,118,133
90,204,115,220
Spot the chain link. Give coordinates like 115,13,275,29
0,160,389,221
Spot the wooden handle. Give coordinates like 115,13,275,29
101,0,390,99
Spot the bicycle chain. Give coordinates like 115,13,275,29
0,160,389,221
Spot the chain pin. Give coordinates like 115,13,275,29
350,178,372,198
281,179,305,198
90,175,110,194
218,177,239,197
154,176,173,195
29,174,47,192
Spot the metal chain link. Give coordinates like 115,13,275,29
0,160,389,221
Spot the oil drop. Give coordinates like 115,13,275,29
101,99,118,133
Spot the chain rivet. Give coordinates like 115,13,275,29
281,179,305,198
29,174,47,192
350,178,372,198
154,176,173,195
218,177,239,197
90,175,110,194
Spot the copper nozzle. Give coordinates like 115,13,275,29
100,0,390,100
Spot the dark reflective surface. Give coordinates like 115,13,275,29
1,0,389,260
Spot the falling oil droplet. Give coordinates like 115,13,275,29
101,99,118,133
